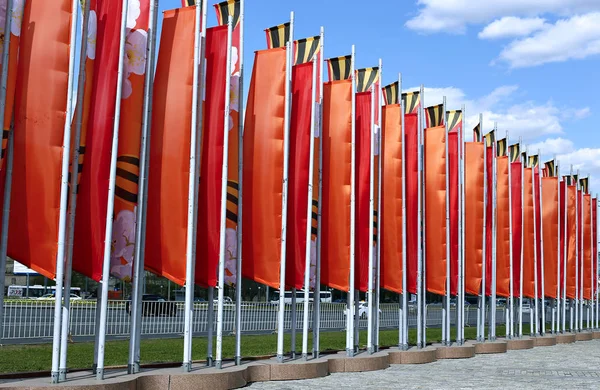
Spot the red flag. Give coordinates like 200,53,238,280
496,157,510,297
405,113,419,294
522,168,536,298
7,0,74,279
511,161,522,297
448,130,459,296
534,167,542,294
464,142,484,295
593,198,597,301
583,194,592,300
484,145,494,296
566,185,577,299
542,177,559,299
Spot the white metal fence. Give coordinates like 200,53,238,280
1,299,558,342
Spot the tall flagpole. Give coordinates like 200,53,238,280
420,84,427,346
0,0,15,347
595,194,599,330
276,11,294,363
215,15,234,370
312,26,324,359
533,156,539,335
443,97,450,346
519,139,524,338
507,132,514,339
128,0,158,375
575,170,580,332
562,177,568,333
479,114,486,342
579,176,585,331
416,97,423,348
399,74,408,350
490,122,498,341
375,59,383,352
60,0,91,381
182,0,207,372
347,44,357,357
234,0,245,366
539,150,546,336
302,54,318,361
96,0,129,380
556,161,561,333
458,104,465,345
367,79,376,355
570,165,575,332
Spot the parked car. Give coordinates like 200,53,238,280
213,296,234,306
126,294,177,317
343,301,382,319
37,293,82,301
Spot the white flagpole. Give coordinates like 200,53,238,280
539,151,546,336
312,26,324,359
347,44,356,357
399,74,408,350
588,181,592,330
580,176,585,331
0,0,15,347
570,166,574,332
458,105,465,344
575,170,580,332
207,286,214,364
367,81,376,355
490,122,498,341
416,101,423,348
215,15,233,369
96,0,129,380
533,156,539,336
234,0,245,366
562,177,568,333
182,0,207,372
443,97,450,346
519,139,524,338
276,11,294,363
420,84,427,346
507,132,514,339
129,0,158,375
60,0,90,381
301,55,318,361
375,59,383,352
479,114,486,342
556,161,561,333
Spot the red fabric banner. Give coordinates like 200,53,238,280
542,177,559,299
321,80,353,292
425,125,447,295
496,157,510,297
285,61,314,290
405,113,419,294
7,0,73,279
464,142,484,295
448,131,459,296
583,194,592,300
485,146,493,296
559,181,566,294
593,198,597,301
566,185,577,299
380,104,403,293
522,168,536,299
534,168,542,295
510,162,522,297
72,0,124,281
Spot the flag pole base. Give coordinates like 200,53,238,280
206,357,213,367
96,368,104,381
58,369,67,382
216,360,223,369
182,362,192,372
235,356,242,366
276,354,284,363
127,363,139,374
345,348,354,357
51,371,59,384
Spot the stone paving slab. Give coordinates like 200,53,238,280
248,340,600,389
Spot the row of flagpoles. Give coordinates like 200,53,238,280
0,0,597,384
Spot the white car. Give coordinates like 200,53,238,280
343,301,382,319
37,293,82,301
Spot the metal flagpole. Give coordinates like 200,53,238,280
276,11,294,363
479,113,486,342
458,104,465,345
347,44,356,357
556,161,561,333
562,178,568,333
129,0,158,375
399,74,408,350
50,0,83,382
443,97,450,346
507,132,514,339
302,55,318,361
60,0,91,380
182,0,207,373
312,26,324,359
367,81,376,354
519,139,524,338
234,0,245,366
420,84,427,346
589,182,593,330
416,104,423,348
207,286,214,364
215,16,234,370
291,289,297,358
570,165,574,332
490,122,498,341
533,160,539,336
96,0,129,380
375,59,383,352
595,194,599,330
0,0,15,347
580,176,584,331
575,170,579,332
539,151,546,336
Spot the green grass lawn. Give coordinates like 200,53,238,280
0,324,538,374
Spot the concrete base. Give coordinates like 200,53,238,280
326,351,389,373
592,331,600,339
556,333,577,344
433,343,475,359
576,331,593,341
470,340,508,354
387,346,438,364
533,335,557,347
505,338,535,350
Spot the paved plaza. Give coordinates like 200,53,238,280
250,340,600,389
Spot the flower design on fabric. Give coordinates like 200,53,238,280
224,228,237,285
309,239,317,289
126,0,141,29
11,0,24,36
110,210,136,282
228,73,240,131
87,10,97,60
121,29,147,99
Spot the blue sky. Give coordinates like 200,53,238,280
159,0,600,189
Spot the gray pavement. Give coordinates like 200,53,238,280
250,339,600,389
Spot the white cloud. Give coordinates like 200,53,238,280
497,13,600,68
529,137,575,155
478,17,547,39
556,147,600,190
405,0,599,33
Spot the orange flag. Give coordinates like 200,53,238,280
425,125,447,295
522,168,536,298
144,6,197,285
7,0,74,278
464,142,484,295
241,48,287,289
495,157,510,297
321,80,353,292
566,185,577,299
380,103,402,293
542,177,558,299
583,194,592,300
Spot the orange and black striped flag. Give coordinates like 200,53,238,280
509,144,520,163
473,123,481,142
425,104,443,127
294,36,320,65
356,67,379,93
580,177,589,193
327,55,352,81
182,0,195,5
543,160,556,177
563,175,575,185
497,138,507,157
528,155,539,168
382,81,398,105
266,22,290,49
484,130,495,147
447,110,462,133
402,91,420,115
214,0,240,27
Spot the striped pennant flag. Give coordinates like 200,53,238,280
382,81,399,105
447,110,462,133
214,0,240,27
356,67,379,93
509,143,520,163
294,36,320,65
425,104,443,127
265,22,290,49
327,55,352,81
473,123,481,142
496,138,507,157
401,91,420,115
